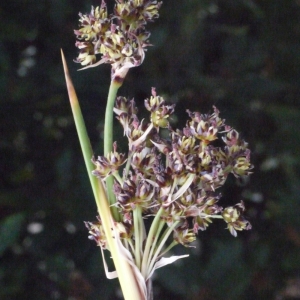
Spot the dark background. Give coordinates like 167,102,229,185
1,0,300,299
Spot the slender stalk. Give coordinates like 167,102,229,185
113,171,124,186
104,80,121,155
157,240,178,258
127,238,135,254
141,207,164,277
124,151,133,178
144,219,165,276
104,80,123,221
133,206,143,269
146,279,153,300
147,221,179,278
61,51,144,300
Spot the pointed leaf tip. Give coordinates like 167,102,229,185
61,49,78,107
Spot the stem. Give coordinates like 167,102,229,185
141,207,164,277
127,238,135,254
133,206,143,269
146,278,153,300
124,151,133,178
62,52,144,300
157,240,178,258
104,79,123,221
145,219,165,275
104,80,121,155
147,221,179,278
113,171,124,186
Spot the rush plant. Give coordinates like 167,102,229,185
61,1,252,299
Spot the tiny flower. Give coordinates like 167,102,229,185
92,142,126,179
232,155,252,177
222,129,240,147
186,106,225,144
131,147,158,176
74,41,96,66
173,224,196,246
74,4,109,41
114,96,138,116
92,156,113,178
193,215,213,232
222,201,252,237
176,135,197,155
115,0,162,29
160,204,183,226
145,88,175,128
85,218,108,249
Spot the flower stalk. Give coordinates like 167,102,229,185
104,79,123,221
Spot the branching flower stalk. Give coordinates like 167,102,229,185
62,1,253,299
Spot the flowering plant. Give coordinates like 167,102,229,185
61,1,252,299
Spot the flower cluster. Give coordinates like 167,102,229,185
87,88,252,262
74,0,162,77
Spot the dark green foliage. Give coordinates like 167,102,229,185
1,0,300,299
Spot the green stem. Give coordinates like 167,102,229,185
133,206,143,269
104,79,123,221
141,207,164,277
113,171,124,186
61,51,144,300
157,240,178,258
124,151,133,178
104,80,121,155
127,238,135,254
147,221,179,278
144,219,165,276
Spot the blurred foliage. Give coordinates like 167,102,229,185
1,0,300,299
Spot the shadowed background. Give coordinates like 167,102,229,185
1,0,300,299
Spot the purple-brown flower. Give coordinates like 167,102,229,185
74,0,162,78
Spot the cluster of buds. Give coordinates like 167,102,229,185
87,88,252,259
74,0,162,78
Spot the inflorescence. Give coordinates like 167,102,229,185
74,0,162,77
86,88,252,255
76,0,253,280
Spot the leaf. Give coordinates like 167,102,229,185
146,254,189,281
100,246,118,280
